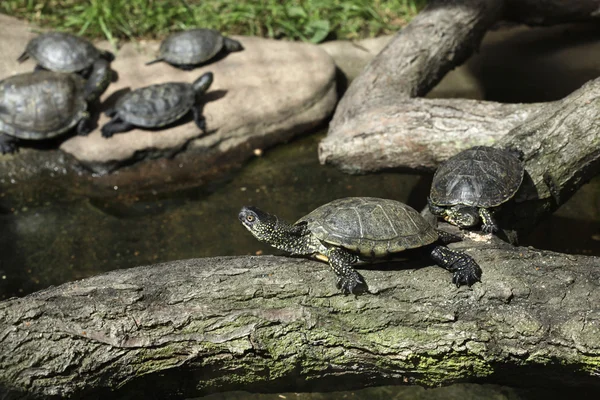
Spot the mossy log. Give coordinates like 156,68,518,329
1,245,600,399
320,0,600,174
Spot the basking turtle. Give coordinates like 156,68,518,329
428,146,524,233
239,197,482,294
18,32,114,100
0,71,100,154
101,72,213,137
146,29,243,69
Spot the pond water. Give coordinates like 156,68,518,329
1,130,599,300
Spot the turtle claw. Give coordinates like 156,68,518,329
336,273,366,295
481,224,498,234
450,255,482,287
430,245,482,288
452,267,481,287
0,134,18,154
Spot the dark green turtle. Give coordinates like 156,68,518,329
0,71,100,154
428,146,524,234
146,29,243,70
239,197,482,294
101,72,213,137
18,32,114,100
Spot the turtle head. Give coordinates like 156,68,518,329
192,72,213,96
239,206,280,243
443,206,480,228
223,37,244,52
83,58,113,102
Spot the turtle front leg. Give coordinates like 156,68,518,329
478,208,498,234
76,112,94,135
326,247,364,294
428,245,481,287
0,134,18,154
101,116,133,138
192,107,207,132
427,197,446,218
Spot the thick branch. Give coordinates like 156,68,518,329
1,241,600,398
495,79,600,232
322,0,600,178
331,0,503,117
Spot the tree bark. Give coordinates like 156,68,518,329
1,245,600,399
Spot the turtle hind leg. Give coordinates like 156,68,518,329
435,229,463,245
101,116,133,138
428,245,481,287
479,208,498,234
192,107,207,132
327,247,365,294
17,51,30,63
0,134,18,154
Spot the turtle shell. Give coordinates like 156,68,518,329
158,29,224,65
114,82,195,127
24,32,102,73
296,197,438,257
430,146,524,208
0,71,87,139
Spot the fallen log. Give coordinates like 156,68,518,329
1,243,600,399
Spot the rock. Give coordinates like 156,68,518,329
0,14,37,76
320,35,484,99
319,36,391,84
0,14,337,175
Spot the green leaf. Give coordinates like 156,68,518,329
305,19,330,43
286,5,307,19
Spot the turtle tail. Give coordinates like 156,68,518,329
17,51,29,63
145,58,164,66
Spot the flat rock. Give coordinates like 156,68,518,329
0,14,337,174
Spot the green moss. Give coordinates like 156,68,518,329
579,355,600,376
407,352,495,386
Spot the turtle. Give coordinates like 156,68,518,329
100,72,214,138
239,197,482,294
146,29,243,70
428,146,525,234
17,32,114,100
0,71,100,154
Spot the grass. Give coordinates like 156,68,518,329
1,0,426,44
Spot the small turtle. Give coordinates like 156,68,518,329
428,146,525,233
18,32,115,101
146,29,243,69
0,71,99,154
101,72,213,138
239,197,482,294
